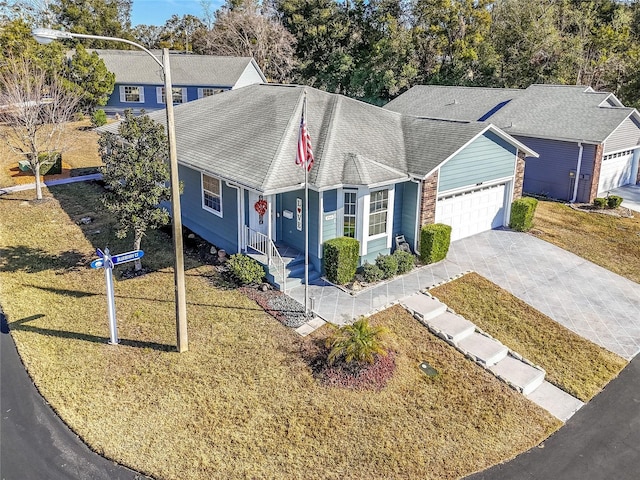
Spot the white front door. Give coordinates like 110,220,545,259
435,183,508,242
248,192,273,238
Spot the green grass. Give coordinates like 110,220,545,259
532,200,640,284
0,183,561,480
430,273,627,402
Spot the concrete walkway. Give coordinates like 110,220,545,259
609,184,640,213
0,173,102,194
290,229,640,359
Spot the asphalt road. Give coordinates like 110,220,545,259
467,354,640,480
0,311,146,480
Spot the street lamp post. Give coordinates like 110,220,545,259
33,28,189,352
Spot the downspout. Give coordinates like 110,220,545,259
570,142,584,203
411,176,422,254
225,181,243,253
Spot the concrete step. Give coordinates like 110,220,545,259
402,294,447,322
429,311,476,344
458,332,508,367
489,355,545,395
527,381,584,422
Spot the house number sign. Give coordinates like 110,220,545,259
296,198,303,231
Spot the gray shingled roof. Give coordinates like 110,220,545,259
385,85,521,121
386,84,639,144
100,84,529,193
93,49,265,86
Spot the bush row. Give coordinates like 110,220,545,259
594,196,623,209
362,250,416,283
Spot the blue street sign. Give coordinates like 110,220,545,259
90,258,105,269
111,250,144,265
96,248,104,258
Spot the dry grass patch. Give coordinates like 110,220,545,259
0,119,103,187
0,184,561,480
430,273,627,402
532,200,640,284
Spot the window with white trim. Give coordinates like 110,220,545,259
120,85,144,103
368,189,388,236
198,87,224,98
202,174,222,216
157,87,187,104
343,190,357,238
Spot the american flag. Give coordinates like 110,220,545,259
295,111,314,172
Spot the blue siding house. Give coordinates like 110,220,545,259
94,49,266,115
386,84,640,203
103,84,536,290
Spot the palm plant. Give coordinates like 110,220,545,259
326,317,389,365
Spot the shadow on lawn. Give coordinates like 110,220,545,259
0,246,87,274
25,284,264,312
8,314,175,351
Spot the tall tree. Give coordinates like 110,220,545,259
98,110,172,272
197,0,296,82
53,0,133,47
0,56,79,200
276,0,352,92
131,23,163,49
64,44,115,113
412,0,494,84
159,14,206,52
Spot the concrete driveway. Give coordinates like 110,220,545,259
447,230,640,359
445,230,640,359
609,184,640,213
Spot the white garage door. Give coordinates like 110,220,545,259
598,150,635,194
436,183,508,242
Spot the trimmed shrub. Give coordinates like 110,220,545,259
509,197,538,232
227,254,265,285
593,197,607,209
607,195,623,209
91,109,107,127
324,237,360,285
361,262,383,283
393,250,415,274
420,223,452,264
375,254,398,279
38,152,62,176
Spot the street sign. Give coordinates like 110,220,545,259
90,258,105,269
96,248,104,258
111,250,144,265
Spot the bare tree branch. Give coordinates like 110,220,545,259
0,56,79,200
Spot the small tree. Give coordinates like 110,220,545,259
326,317,389,365
99,110,171,271
64,44,115,114
0,56,79,200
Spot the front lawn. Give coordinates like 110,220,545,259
0,183,561,480
532,200,640,284
430,273,627,402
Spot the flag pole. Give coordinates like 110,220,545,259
303,93,309,318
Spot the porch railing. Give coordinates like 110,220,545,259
243,226,286,292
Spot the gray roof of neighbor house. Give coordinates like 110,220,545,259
100,84,535,194
92,49,267,86
385,84,640,144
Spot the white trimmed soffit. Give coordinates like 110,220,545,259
419,123,537,181
601,109,640,147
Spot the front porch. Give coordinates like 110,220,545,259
243,226,320,292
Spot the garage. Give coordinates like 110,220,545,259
598,149,636,194
436,183,509,241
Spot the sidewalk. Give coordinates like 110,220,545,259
0,173,102,194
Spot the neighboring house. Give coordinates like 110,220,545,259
101,84,536,289
93,49,267,114
385,84,640,203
